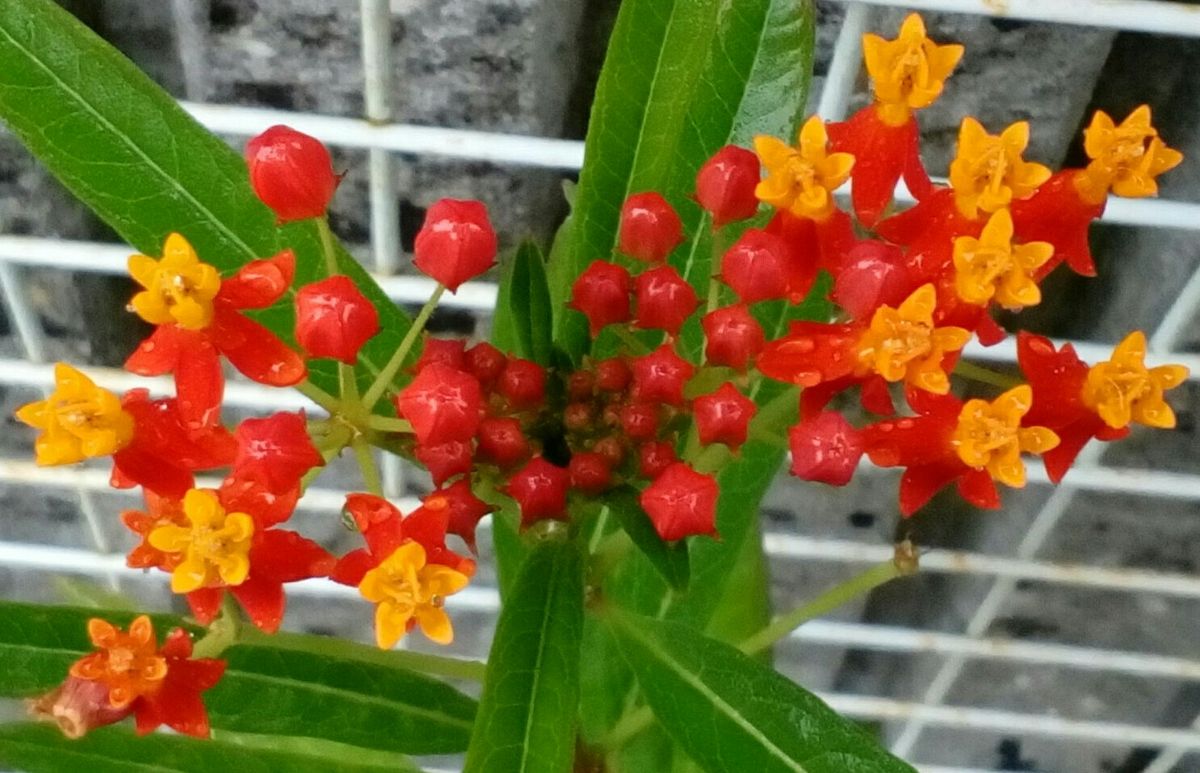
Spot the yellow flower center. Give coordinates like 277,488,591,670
1075,106,1184,205
952,385,1059,488
862,13,963,126
69,616,167,709
952,209,1053,310
359,541,469,649
854,284,970,394
148,489,254,594
948,119,1051,220
1081,331,1189,429
128,232,221,330
15,363,134,466
754,116,855,222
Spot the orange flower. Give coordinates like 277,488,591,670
948,118,1051,219
952,386,1059,488
952,208,1053,309
862,13,963,126
754,117,854,221
1082,331,1189,429
1075,105,1183,204
854,284,971,394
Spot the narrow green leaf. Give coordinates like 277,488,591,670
0,0,412,399
0,603,476,755
492,241,553,366
550,0,815,363
606,611,917,773
0,724,410,773
607,487,689,592
464,537,584,773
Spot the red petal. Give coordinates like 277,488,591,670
220,473,300,528
331,547,375,586
186,588,224,625
250,529,335,583
218,250,296,309
124,326,185,376
859,375,896,416
112,447,193,500
344,493,406,558
898,463,962,517
757,322,858,387
139,684,211,738
211,309,307,387
829,108,917,227
174,339,224,430
230,576,286,633
957,468,1000,509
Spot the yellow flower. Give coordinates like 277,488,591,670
754,116,855,222
948,118,1051,220
854,284,971,394
15,363,134,466
953,385,1059,488
1082,331,1189,430
952,208,1053,310
128,233,221,330
862,13,963,126
148,489,254,594
359,541,469,649
1075,106,1183,205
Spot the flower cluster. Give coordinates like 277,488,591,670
14,12,1191,743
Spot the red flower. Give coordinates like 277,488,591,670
505,456,570,526
332,492,476,583
416,337,468,373
634,265,699,335
126,237,305,429
720,229,790,304
426,480,494,554
416,439,475,487
413,199,498,292
637,440,678,480
693,383,756,451
594,357,632,393
245,125,339,222
32,616,224,739
788,412,863,486
477,416,531,468
695,145,761,227
619,403,660,442
619,192,683,263
232,412,323,495
498,358,547,410
111,390,237,500
701,305,765,371
294,275,380,364
569,452,613,495
464,342,507,386
831,240,915,320
1010,170,1105,278
630,344,695,406
828,107,931,226
640,462,718,541
570,260,632,335
395,362,483,446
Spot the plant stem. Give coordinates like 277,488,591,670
352,436,383,495
705,221,725,314
367,415,413,434
295,380,342,415
316,216,340,276
361,284,446,411
954,359,1022,390
192,597,241,659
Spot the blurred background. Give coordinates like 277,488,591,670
0,1,1198,770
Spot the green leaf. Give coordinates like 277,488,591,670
550,0,816,363
0,0,412,400
607,487,689,592
606,611,917,773
0,603,476,755
492,241,554,366
0,724,411,773
464,537,584,773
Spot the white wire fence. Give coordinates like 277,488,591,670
1,0,1199,770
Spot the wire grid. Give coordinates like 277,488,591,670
0,0,1198,769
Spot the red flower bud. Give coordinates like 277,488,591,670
569,261,632,335
832,240,912,320
701,305,765,371
638,440,678,480
564,402,594,432
640,462,719,541
498,358,547,410
426,479,494,554
720,229,789,304
464,342,507,386
788,411,863,486
631,344,695,406
695,145,761,227
396,362,483,446
233,412,323,496
593,435,626,467
567,371,595,401
506,456,570,526
594,357,632,393
569,452,612,495
415,440,474,487
29,676,132,739
415,338,468,374
476,417,531,468
413,198,498,291
693,382,757,450
245,125,339,222
634,265,699,335
619,403,660,442
294,276,380,364
619,192,684,263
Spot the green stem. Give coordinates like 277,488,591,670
295,380,342,415
192,597,241,659
302,423,353,491
366,415,414,434
316,216,340,277
602,554,907,752
352,436,384,495
954,359,1022,390
361,284,446,411
705,221,726,314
